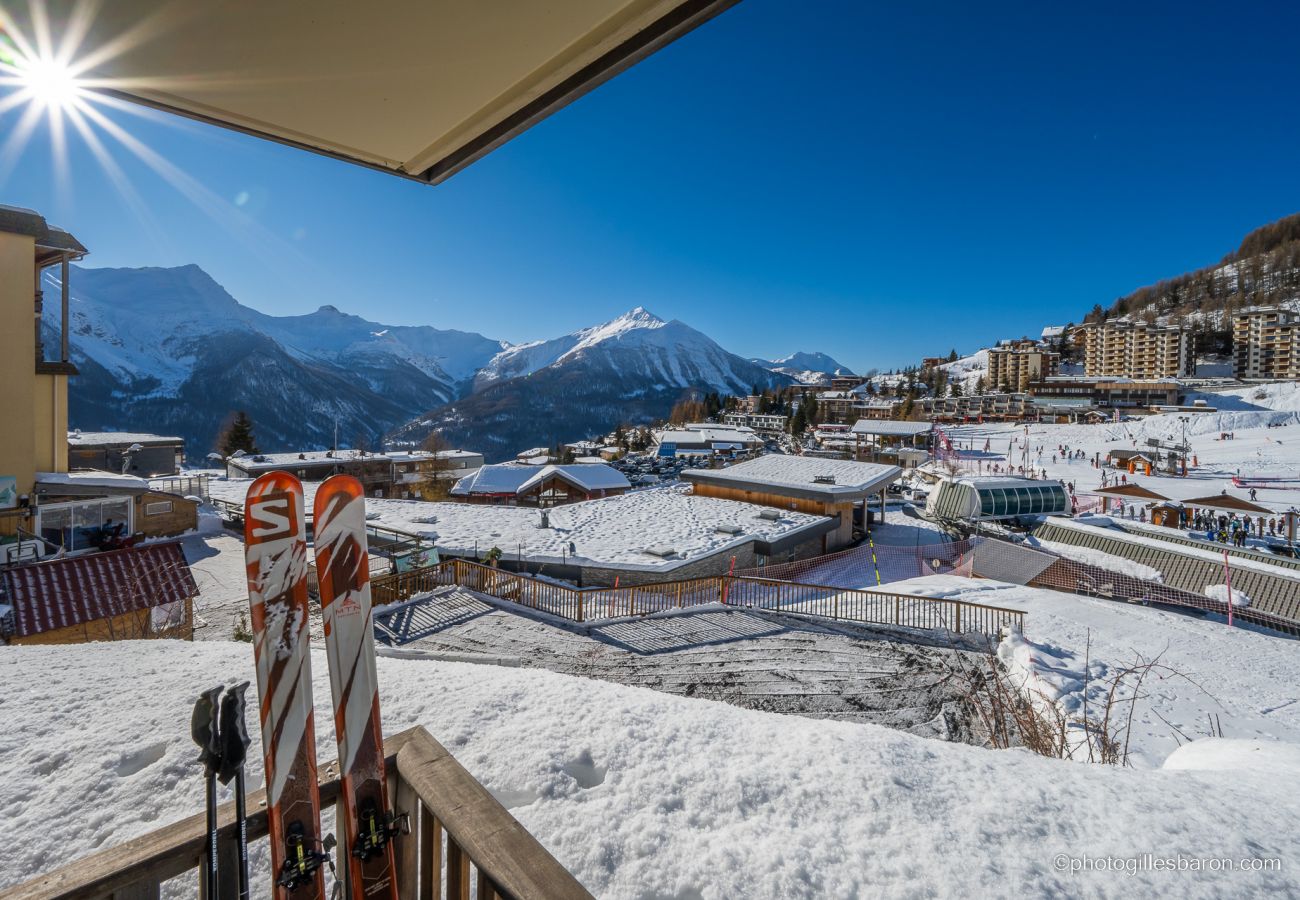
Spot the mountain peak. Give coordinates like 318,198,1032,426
613,306,664,326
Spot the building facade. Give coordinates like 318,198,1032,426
1027,377,1181,409
67,431,185,476
1079,319,1192,378
986,341,1061,392
1233,307,1300,380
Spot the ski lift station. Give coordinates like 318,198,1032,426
925,476,1070,523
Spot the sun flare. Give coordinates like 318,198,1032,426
14,53,82,110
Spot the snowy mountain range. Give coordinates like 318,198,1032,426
393,308,793,459
48,265,810,458
44,264,504,454
749,351,854,385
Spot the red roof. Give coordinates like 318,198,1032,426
4,542,198,638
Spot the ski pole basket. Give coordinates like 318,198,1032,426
5,726,594,900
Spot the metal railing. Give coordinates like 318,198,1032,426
3,727,593,900
372,558,1024,638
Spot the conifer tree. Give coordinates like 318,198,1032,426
219,411,259,456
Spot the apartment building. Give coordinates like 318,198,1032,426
1233,307,1300,380
1079,319,1192,378
816,391,900,424
1028,377,1181,409
986,341,1060,392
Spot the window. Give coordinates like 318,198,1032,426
37,498,132,552
145,500,173,516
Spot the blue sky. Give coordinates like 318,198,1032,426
3,0,1299,372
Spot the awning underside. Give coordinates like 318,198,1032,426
61,0,736,183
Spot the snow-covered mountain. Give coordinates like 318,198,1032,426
46,264,504,454
396,308,793,460
750,351,854,386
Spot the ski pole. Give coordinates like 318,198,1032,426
218,682,252,900
190,686,224,900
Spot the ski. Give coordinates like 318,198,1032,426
244,473,330,899
313,475,403,900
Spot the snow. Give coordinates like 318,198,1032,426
3,638,1299,898
685,455,900,496
1205,584,1252,608
206,480,826,572
474,307,781,396
35,470,149,489
1163,738,1300,772
451,463,630,496
41,264,504,397
1046,517,1299,579
938,389,1300,517
872,574,1300,769
66,431,182,445
1026,536,1165,580
937,348,989,392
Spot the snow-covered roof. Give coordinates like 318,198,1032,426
37,471,150,490
849,420,934,437
66,431,183,446
657,428,760,447
208,480,825,571
226,449,391,470
1041,325,1066,339
684,455,901,500
451,463,630,497
516,447,550,458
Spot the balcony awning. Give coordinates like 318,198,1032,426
68,0,738,184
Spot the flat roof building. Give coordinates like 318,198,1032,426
67,431,185,477
683,455,901,550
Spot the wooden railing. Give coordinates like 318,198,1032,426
2,727,593,900
372,559,1024,638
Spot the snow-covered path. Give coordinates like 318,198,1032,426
2,640,1297,898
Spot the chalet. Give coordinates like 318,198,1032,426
2,541,197,645
67,430,185,476
451,463,631,507
682,455,901,551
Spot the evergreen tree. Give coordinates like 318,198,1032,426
790,403,807,435
219,411,259,456
947,348,958,362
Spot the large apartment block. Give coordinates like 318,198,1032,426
986,341,1060,392
1080,319,1191,379
1233,307,1300,380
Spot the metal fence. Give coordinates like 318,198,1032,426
372,558,1024,639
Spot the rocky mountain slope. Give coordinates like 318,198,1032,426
45,264,503,454
393,309,793,460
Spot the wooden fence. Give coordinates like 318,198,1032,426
372,559,1024,638
4,727,593,900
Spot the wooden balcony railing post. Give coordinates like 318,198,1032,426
446,838,470,900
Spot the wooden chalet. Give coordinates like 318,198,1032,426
2,542,197,645
450,464,630,508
